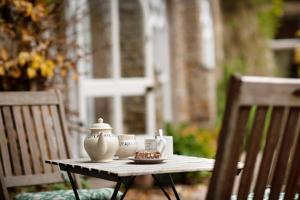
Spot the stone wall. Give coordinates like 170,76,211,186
88,0,217,130
120,0,144,78
90,0,112,79
89,0,146,134
167,0,216,127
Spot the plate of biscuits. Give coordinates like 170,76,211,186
128,151,166,164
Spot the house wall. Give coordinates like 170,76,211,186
167,0,216,127
89,0,146,134
87,0,217,131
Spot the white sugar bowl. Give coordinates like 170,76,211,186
115,134,137,159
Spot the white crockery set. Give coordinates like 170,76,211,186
84,117,172,162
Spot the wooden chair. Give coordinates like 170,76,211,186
0,90,120,199
206,75,300,200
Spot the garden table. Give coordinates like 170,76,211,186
46,155,243,200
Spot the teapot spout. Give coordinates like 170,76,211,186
97,132,107,155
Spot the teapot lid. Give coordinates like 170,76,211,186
90,118,112,130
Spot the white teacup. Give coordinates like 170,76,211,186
145,137,166,153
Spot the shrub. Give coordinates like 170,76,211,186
165,123,218,184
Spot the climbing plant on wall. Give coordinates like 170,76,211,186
0,0,82,91
216,0,283,126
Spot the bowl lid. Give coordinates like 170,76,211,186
90,118,112,130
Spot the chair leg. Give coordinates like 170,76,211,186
152,174,172,200
67,171,80,200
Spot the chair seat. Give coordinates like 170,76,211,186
231,188,299,200
14,188,122,200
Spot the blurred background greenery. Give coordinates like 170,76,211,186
166,123,218,184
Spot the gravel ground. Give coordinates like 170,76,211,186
125,184,208,200
88,177,208,200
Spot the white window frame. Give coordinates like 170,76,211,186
75,0,156,138
66,0,172,156
199,0,216,70
149,0,172,121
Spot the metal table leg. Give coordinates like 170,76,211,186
120,176,136,200
152,174,172,200
168,174,180,200
111,179,122,200
67,171,80,200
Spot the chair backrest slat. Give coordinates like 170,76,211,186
50,105,67,159
253,107,286,200
0,110,12,176
0,160,9,199
237,106,268,200
0,90,75,199
22,105,43,174
2,107,22,175
12,106,32,175
284,131,300,200
41,105,59,162
206,75,300,200
31,105,52,173
56,90,72,158
269,108,300,200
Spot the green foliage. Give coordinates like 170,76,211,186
80,177,91,189
217,0,283,126
165,123,218,184
216,58,246,126
165,123,217,158
46,183,70,191
257,0,283,38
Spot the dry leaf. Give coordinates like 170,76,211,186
27,67,36,79
0,65,5,76
9,67,21,78
72,73,78,81
56,54,65,65
60,67,68,77
18,51,30,66
0,48,8,61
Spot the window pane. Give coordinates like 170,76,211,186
122,96,146,134
89,0,112,78
86,97,113,127
119,0,145,77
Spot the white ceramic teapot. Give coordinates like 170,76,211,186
84,118,119,162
